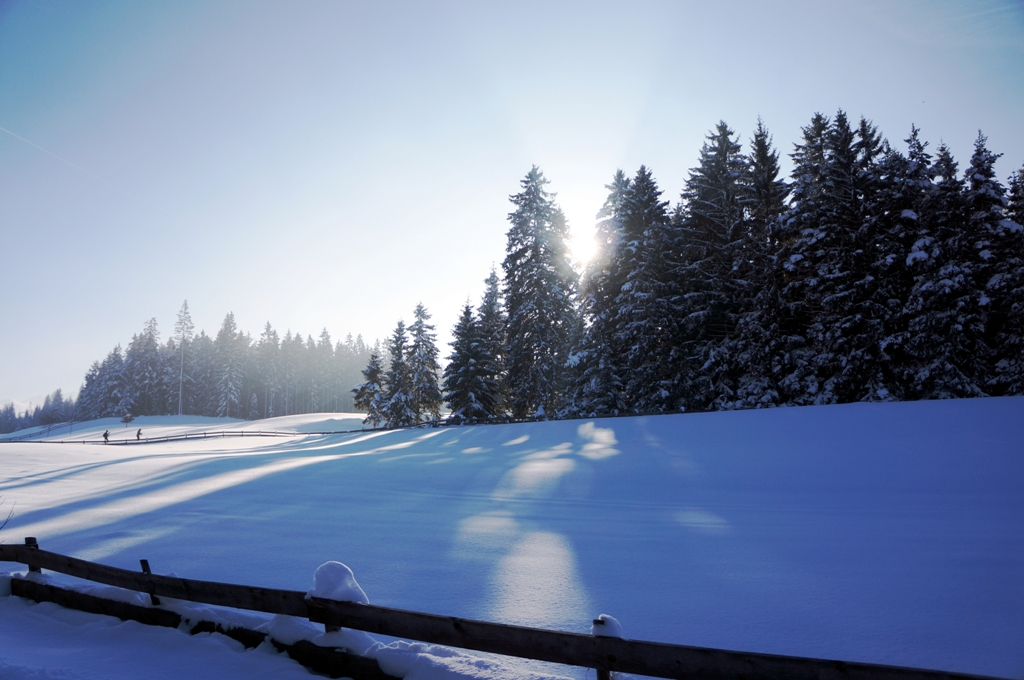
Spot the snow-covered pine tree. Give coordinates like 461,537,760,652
766,113,831,404
255,322,280,418
769,111,879,405
571,170,631,416
279,331,299,416
989,162,1024,394
502,166,578,419
215,313,244,418
477,268,508,415
94,344,130,418
1008,162,1024,227
174,300,194,416
674,122,751,411
123,319,165,415
443,303,500,422
965,139,1024,396
731,119,789,408
858,126,935,401
612,166,677,412
75,361,103,420
384,320,416,428
812,115,898,404
313,329,334,413
407,303,442,423
185,331,212,416
337,333,372,412
742,118,790,237
353,352,387,427
902,142,987,398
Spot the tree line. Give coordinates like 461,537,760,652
70,304,377,424
359,111,1024,427
5,109,1023,434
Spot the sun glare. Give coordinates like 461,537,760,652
567,223,598,265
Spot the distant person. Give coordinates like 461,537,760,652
102,430,109,443
136,428,142,441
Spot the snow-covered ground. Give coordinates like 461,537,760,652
1,399,1022,679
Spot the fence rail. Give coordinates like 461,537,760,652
0,540,1003,680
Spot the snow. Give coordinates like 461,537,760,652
590,614,622,638
1,401,1023,679
306,561,369,604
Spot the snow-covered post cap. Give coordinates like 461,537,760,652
591,614,623,638
305,561,369,604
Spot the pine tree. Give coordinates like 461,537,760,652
611,166,679,411
768,111,877,404
353,352,387,427
731,119,788,408
902,142,987,398
502,167,578,418
675,122,751,410
123,318,166,416
215,313,244,418
312,329,334,413
96,344,130,418
256,322,281,418
443,303,501,422
76,361,103,420
174,300,194,416
1008,162,1024,227
407,303,442,423
383,320,416,428
845,126,935,401
571,170,631,416
477,268,508,415
991,162,1024,393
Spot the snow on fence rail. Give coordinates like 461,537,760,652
0,539,1004,680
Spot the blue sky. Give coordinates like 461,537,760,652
2,0,1023,407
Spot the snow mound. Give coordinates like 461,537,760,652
590,614,622,638
306,561,369,604
259,614,320,645
376,640,572,680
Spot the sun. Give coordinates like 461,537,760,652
560,190,603,266
566,223,598,266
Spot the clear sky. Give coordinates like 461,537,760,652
2,0,1023,409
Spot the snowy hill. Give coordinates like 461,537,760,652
1,399,1023,679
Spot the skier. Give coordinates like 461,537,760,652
102,430,109,443
136,428,142,441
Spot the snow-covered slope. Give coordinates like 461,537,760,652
1,399,1022,679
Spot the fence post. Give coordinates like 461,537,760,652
25,537,41,573
139,559,160,605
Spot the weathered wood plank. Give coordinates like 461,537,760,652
0,544,1006,680
1,544,309,616
11,578,183,628
8,577,398,680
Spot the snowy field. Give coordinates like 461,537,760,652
1,399,1023,679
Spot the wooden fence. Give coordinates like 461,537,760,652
0,539,1004,680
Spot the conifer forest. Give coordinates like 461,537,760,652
6,110,1024,433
